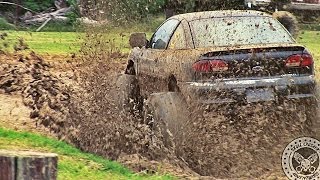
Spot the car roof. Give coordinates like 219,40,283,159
168,10,272,22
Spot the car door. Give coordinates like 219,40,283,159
137,19,180,79
165,20,196,82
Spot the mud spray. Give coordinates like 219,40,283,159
63,26,319,178
1,29,319,179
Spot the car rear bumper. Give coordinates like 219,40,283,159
183,75,316,104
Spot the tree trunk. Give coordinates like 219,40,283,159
15,0,22,25
164,8,175,19
0,150,58,180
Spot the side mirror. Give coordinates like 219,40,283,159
129,33,147,48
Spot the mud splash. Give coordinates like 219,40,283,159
181,101,317,178
70,32,318,177
0,30,318,179
0,52,70,137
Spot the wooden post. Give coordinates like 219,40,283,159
0,150,58,180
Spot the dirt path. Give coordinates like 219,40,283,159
0,94,31,129
0,93,54,136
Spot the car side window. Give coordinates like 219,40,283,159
151,19,180,49
168,24,187,49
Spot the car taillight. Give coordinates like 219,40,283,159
192,60,228,72
285,54,313,67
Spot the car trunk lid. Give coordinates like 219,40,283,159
193,45,313,80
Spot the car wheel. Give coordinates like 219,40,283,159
115,74,142,115
273,11,299,38
143,92,189,155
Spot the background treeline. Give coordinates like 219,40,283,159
79,0,292,21
0,0,293,25
0,0,77,12
1,0,247,22
80,0,246,21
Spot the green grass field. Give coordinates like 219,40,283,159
0,128,172,180
0,16,164,55
298,31,320,62
1,31,81,54
1,29,319,58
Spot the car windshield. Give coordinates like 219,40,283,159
190,16,294,48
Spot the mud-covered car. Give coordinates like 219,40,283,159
117,10,317,151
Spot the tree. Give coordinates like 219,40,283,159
73,0,245,22
164,0,244,15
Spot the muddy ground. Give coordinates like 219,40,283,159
0,49,318,179
0,52,197,178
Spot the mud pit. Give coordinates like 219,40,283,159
0,39,318,179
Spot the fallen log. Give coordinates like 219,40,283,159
25,15,68,24
36,18,52,32
23,7,71,25
0,150,58,180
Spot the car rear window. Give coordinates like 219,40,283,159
190,16,295,48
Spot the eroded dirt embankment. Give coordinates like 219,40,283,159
0,53,70,137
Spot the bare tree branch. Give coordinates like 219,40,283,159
36,17,52,32
0,2,38,13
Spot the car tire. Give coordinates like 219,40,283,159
143,92,188,155
273,11,299,38
115,74,142,115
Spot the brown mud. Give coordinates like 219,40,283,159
0,52,198,177
181,101,315,178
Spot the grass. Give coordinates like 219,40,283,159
1,31,81,55
0,14,165,55
297,30,320,76
0,22,318,57
0,16,164,55
0,18,16,30
0,30,152,55
298,31,320,60
0,128,172,180
25,21,78,32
